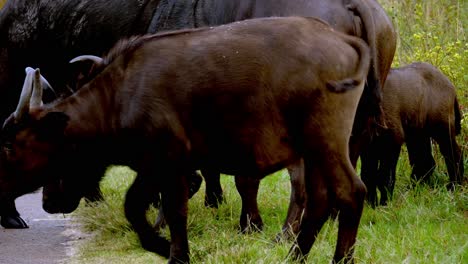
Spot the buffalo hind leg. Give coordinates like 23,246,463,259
0,199,28,229
291,154,366,263
290,157,331,262
406,134,435,186
330,156,366,263
235,176,263,233
277,159,306,241
360,144,380,207
433,133,464,189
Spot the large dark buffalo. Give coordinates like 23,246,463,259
360,62,465,206
1,17,370,263
0,0,161,228
0,0,396,229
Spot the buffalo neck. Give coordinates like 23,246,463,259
47,68,123,139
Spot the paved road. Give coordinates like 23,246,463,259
0,190,83,264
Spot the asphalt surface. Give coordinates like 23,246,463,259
0,190,84,264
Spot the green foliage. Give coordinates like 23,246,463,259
383,0,467,100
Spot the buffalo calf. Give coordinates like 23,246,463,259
360,62,464,206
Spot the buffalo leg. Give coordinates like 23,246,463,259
277,159,306,241
202,169,224,208
406,134,435,185
349,134,365,169
161,172,190,263
125,175,170,258
376,143,401,206
153,202,166,233
0,199,28,229
360,144,380,207
290,157,331,262
291,153,366,263
433,133,464,189
153,171,201,233
235,176,263,233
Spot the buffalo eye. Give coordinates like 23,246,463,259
2,141,13,155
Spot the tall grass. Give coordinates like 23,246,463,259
69,165,467,264
1,0,464,263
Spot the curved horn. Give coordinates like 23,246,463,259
39,74,56,95
69,55,103,65
25,66,35,75
30,68,43,108
13,68,35,119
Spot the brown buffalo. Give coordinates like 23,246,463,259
360,62,465,206
175,0,398,234
1,17,369,263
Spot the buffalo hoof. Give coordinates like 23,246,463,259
239,216,263,234
204,193,224,208
1,215,29,229
274,228,298,243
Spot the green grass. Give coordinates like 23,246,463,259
56,0,468,263
69,165,467,263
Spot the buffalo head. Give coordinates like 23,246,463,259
0,68,70,205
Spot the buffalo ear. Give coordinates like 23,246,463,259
36,112,70,140
68,55,103,92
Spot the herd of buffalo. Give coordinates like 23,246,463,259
0,0,464,263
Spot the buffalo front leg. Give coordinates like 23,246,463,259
235,176,263,233
161,171,190,264
124,175,170,259
153,203,167,234
153,171,202,233
0,198,28,229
